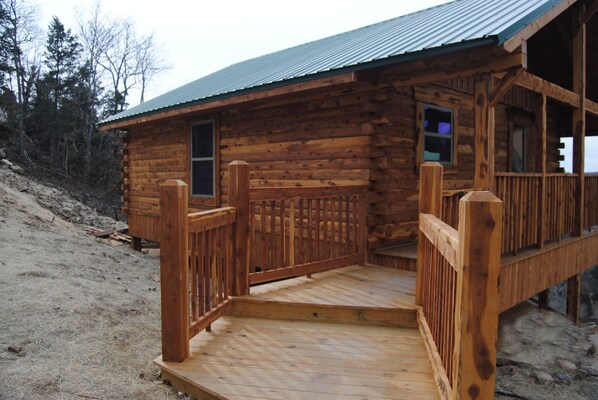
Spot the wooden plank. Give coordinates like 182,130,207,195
419,214,459,268
249,254,360,284
488,68,523,107
188,300,233,338
159,180,190,362
456,191,502,399
188,207,236,233
99,72,358,130
515,70,581,108
231,298,419,328
249,185,368,201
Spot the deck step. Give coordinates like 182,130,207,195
370,242,418,271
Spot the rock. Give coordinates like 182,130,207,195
557,359,577,371
9,165,24,174
554,372,573,384
588,343,597,355
581,364,598,377
532,371,554,384
6,345,22,354
1,158,13,167
0,148,6,158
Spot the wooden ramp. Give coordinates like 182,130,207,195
155,266,444,400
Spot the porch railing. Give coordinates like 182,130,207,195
157,161,369,362
418,162,502,400
494,172,578,254
158,180,236,362
248,185,368,284
585,174,598,231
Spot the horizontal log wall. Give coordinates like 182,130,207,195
123,76,559,249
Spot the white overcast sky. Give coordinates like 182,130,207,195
40,0,597,172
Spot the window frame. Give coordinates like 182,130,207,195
188,119,219,207
416,102,458,168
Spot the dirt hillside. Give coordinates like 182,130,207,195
1,160,598,400
0,165,178,399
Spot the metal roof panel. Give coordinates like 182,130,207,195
101,0,565,126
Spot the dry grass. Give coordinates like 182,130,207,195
0,168,181,400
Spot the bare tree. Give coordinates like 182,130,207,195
75,0,115,180
1,0,41,158
136,33,169,104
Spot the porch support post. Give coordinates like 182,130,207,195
228,160,251,296
572,9,586,237
567,274,582,324
569,7,586,324
474,76,495,190
536,94,547,249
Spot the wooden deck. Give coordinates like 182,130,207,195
155,265,444,400
249,264,416,308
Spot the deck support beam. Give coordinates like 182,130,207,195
131,236,142,252
567,274,582,324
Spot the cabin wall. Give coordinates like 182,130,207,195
123,77,564,247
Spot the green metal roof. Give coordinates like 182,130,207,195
101,0,565,126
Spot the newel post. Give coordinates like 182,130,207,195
159,179,189,362
228,160,250,296
416,162,443,303
456,191,502,399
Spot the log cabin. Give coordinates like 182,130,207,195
99,1,598,398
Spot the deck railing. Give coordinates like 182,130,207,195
585,174,598,231
494,172,578,254
187,207,235,337
158,180,238,362
418,162,502,400
248,185,368,284
157,161,368,362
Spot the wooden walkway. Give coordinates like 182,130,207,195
155,265,443,400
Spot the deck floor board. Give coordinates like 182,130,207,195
155,265,440,400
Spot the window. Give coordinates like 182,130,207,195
190,121,215,197
422,105,454,164
511,125,529,172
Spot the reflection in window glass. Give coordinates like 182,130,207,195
423,105,453,164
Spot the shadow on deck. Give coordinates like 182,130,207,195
155,265,444,400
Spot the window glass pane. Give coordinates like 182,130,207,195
191,123,214,158
424,136,452,163
424,107,452,136
192,160,214,196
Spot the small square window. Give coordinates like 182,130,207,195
423,105,454,164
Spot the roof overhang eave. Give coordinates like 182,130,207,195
98,37,498,131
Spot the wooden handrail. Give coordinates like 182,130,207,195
248,184,368,284
249,184,369,201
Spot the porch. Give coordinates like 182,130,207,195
155,265,442,400
155,162,504,400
